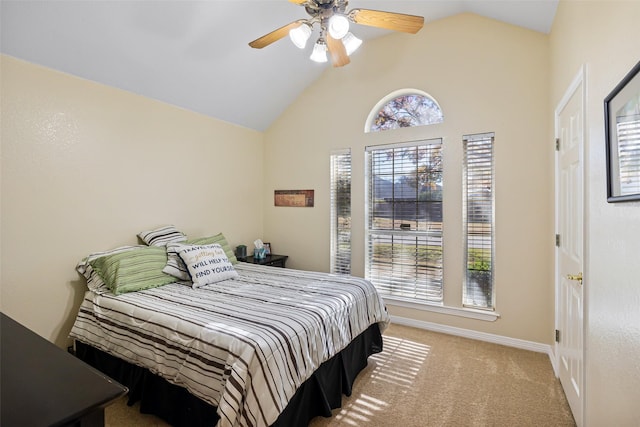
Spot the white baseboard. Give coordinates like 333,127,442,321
389,315,557,372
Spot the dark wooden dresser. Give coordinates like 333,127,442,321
1,313,127,426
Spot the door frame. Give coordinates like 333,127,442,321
554,64,587,426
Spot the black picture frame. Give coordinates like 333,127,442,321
604,60,640,202
263,242,271,255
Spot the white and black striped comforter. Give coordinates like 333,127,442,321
70,263,389,427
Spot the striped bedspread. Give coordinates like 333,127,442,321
70,263,389,427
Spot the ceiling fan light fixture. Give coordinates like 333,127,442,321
248,2,425,67
328,14,349,39
342,32,362,55
310,39,328,63
289,23,312,49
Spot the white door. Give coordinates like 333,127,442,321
555,68,585,427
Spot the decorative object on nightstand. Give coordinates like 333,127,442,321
253,239,268,259
235,245,247,260
241,254,288,268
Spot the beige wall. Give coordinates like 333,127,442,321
550,1,640,425
0,55,265,347
264,13,552,344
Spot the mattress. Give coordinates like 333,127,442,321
70,263,389,427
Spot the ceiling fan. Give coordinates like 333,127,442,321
249,0,424,67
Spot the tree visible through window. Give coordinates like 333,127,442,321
367,92,443,133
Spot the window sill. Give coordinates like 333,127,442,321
382,296,500,322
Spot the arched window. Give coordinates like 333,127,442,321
365,89,443,133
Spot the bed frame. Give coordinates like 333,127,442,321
75,323,382,426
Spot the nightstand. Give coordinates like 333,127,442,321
240,254,288,268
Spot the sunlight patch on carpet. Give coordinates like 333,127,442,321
332,394,389,425
330,334,431,424
370,334,431,388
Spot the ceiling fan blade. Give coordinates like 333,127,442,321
326,35,350,68
288,0,308,4
249,20,305,49
350,9,424,34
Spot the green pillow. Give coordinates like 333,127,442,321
90,246,177,295
188,233,238,264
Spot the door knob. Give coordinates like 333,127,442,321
567,272,583,284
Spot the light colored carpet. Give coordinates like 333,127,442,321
106,323,575,426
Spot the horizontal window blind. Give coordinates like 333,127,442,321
365,139,443,302
616,115,640,196
463,133,495,309
330,149,351,275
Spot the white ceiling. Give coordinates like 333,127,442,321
0,1,558,132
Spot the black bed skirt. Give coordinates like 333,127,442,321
75,323,383,427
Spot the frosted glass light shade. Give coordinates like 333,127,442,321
289,23,312,49
328,15,349,39
310,40,328,63
342,32,362,55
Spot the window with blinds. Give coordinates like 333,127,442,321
365,140,443,302
330,149,351,275
463,133,495,309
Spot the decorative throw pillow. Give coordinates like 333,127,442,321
137,225,187,246
163,242,192,281
175,243,238,288
89,246,178,295
163,232,237,280
189,233,238,264
77,245,143,293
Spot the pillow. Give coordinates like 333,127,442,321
163,232,237,280
137,225,187,246
189,234,238,264
77,245,143,293
175,243,238,288
89,246,178,295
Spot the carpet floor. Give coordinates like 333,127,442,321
105,323,576,426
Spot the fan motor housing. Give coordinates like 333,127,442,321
306,0,347,19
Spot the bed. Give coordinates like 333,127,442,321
69,233,389,427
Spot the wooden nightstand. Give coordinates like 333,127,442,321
240,254,288,268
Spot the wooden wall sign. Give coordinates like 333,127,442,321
274,190,314,207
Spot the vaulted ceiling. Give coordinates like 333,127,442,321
0,1,558,131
